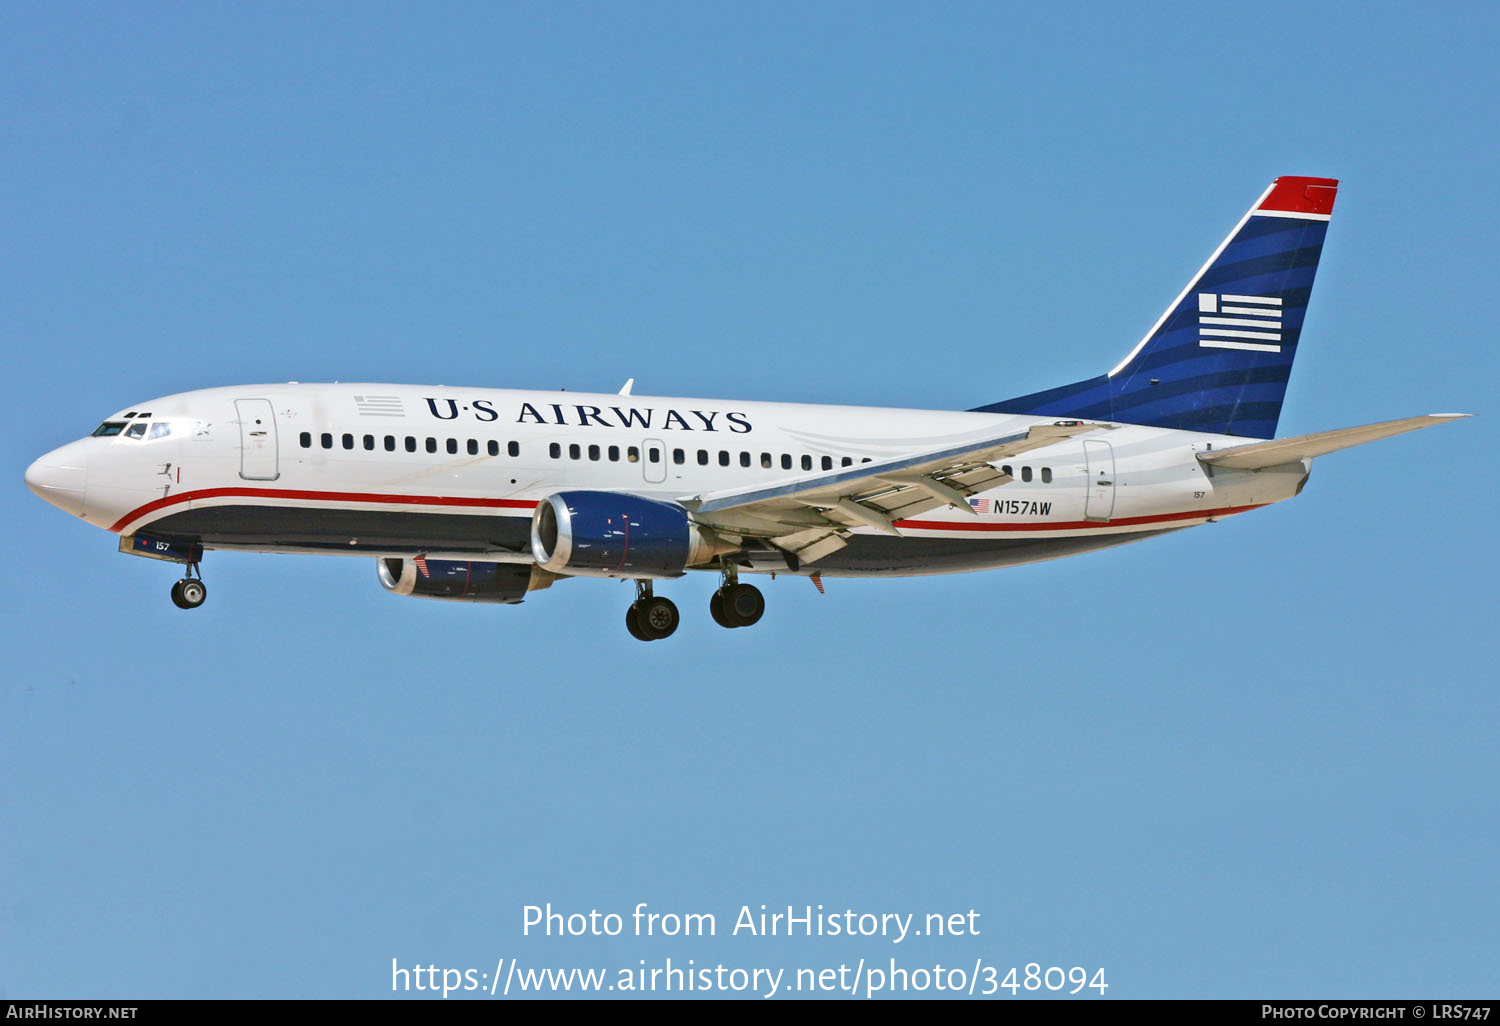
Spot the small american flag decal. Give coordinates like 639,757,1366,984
968,497,993,514
354,395,405,417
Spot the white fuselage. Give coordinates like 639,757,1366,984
26,382,1309,578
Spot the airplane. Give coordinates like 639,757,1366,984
24,176,1468,641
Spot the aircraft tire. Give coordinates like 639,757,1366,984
710,591,734,629
625,603,651,641
638,596,679,639
723,583,764,627
172,579,207,609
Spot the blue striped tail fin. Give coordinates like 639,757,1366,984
974,176,1338,438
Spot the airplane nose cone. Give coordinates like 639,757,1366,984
25,444,88,517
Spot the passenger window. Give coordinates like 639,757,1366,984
569,443,581,460
405,436,417,452
508,441,519,457
782,454,792,470
364,434,375,450
801,455,812,470
1021,466,1032,482
718,451,730,467
648,447,661,463
697,449,709,466
608,445,620,462
467,439,478,455
821,456,832,471
321,432,333,449
861,457,871,463
446,438,458,454
671,448,683,465
299,431,311,448
92,422,127,437
487,440,499,456
1002,464,1013,478
549,442,561,459
148,423,171,440
385,436,396,452
626,446,639,463
343,433,354,450
425,437,437,454
739,452,751,468
125,422,148,439
588,444,600,461
1041,467,1052,483
761,452,772,469
841,456,852,467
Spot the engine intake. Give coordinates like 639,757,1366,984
531,491,727,578
377,558,543,603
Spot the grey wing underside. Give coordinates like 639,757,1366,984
680,421,1108,565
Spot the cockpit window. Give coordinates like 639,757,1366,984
124,422,147,439
92,421,127,437
148,422,171,440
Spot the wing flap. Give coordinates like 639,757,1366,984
1198,414,1470,470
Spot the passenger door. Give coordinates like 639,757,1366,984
1083,440,1115,521
235,398,279,481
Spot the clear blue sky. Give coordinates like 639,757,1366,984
3,1,1495,999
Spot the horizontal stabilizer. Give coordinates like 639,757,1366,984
1197,414,1470,470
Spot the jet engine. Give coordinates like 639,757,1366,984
530,491,729,578
377,557,547,603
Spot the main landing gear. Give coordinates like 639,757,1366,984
710,561,763,629
626,580,679,642
169,564,207,610
623,564,767,641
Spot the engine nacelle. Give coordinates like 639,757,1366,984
531,491,728,578
377,557,543,603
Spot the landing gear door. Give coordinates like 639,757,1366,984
235,398,279,481
1084,439,1115,521
642,438,667,484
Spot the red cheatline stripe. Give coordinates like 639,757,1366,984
111,488,1265,538
110,487,538,533
893,503,1266,533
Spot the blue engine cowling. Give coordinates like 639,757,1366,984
377,557,534,603
531,491,724,578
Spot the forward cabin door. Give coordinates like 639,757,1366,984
235,398,279,481
1083,439,1115,521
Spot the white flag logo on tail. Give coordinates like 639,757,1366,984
1197,294,1282,353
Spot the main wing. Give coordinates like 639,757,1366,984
682,421,1108,566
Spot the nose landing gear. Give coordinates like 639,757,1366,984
170,564,207,609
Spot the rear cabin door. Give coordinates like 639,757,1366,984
1083,439,1115,521
235,398,279,481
